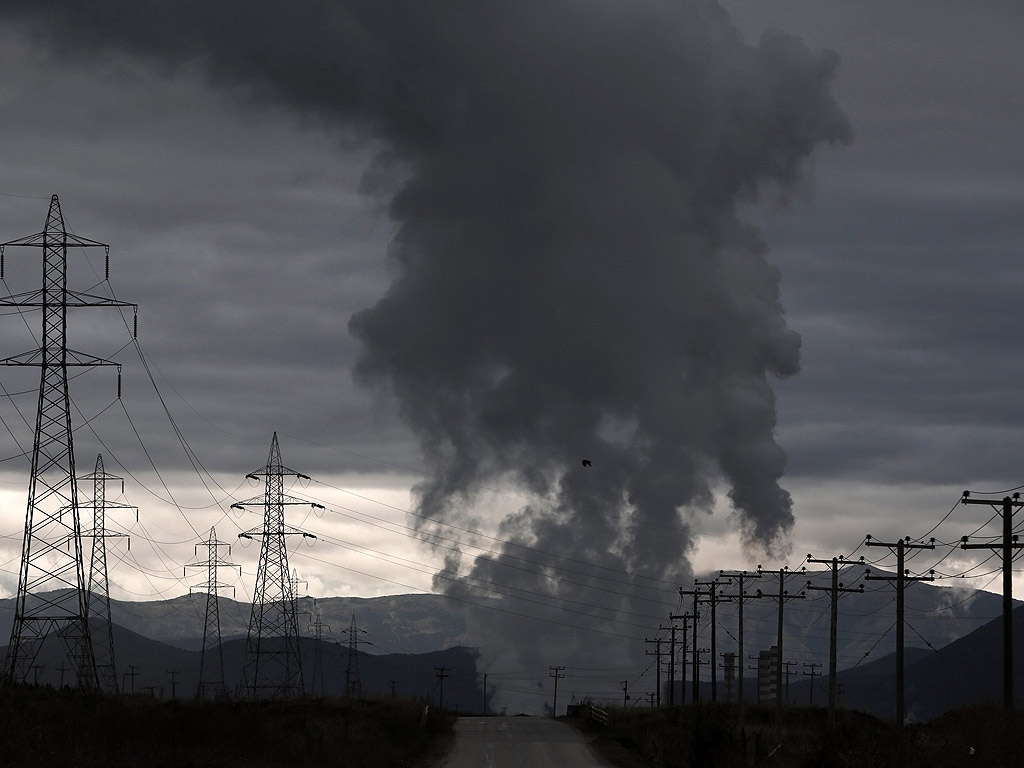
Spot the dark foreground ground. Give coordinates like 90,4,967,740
0,684,454,768
571,702,1024,768
6,684,1020,768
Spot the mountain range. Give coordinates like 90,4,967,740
0,572,1016,720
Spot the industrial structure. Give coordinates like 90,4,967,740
0,196,136,687
233,434,318,697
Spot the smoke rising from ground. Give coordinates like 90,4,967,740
0,0,850,707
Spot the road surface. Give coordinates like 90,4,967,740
437,717,616,768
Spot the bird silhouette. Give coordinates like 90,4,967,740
581,459,592,468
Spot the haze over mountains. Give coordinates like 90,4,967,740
0,571,1014,718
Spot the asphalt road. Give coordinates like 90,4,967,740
437,717,616,768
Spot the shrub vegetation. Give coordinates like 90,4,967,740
0,684,452,768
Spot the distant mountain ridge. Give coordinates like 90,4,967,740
3,620,484,709
0,591,469,655
0,576,1016,719
0,572,1009,669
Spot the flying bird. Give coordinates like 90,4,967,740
581,459,592,468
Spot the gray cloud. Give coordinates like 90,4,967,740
0,0,854,706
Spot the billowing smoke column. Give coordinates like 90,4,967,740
4,0,850,708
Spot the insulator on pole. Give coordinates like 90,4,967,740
133,312,137,339
104,246,110,280
1,245,4,279
117,370,122,399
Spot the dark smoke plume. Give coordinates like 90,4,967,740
2,0,850,707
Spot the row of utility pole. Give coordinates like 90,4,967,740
647,495,1020,767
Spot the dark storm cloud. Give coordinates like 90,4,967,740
723,0,1024,507
0,0,850,699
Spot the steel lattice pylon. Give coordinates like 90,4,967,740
0,196,136,687
186,527,239,699
234,433,318,698
306,598,331,697
80,454,133,693
343,613,370,698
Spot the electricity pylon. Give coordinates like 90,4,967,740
343,613,370,698
0,195,136,687
186,527,239,699
79,454,134,694
307,598,332,697
233,433,318,698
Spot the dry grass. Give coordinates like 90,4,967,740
0,684,453,768
574,702,1024,768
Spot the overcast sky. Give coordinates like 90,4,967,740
0,0,1021,703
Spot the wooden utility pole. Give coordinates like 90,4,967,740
434,666,449,711
621,679,630,708
166,669,180,699
549,666,565,717
668,612,694,704
658,624,680,706
644,638,665,708
678,587,711,702
720,570,763,717
802,663,821,705
695,647,710,680
806,555,864,731
694,579,731,701
746,655,760,703
782,661,798,704
124,665,140,695
864,535,935,768
959,492,1024,713
751,566,805,745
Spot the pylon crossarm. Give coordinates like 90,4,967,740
0,289,45,304
0,349,44,365
61,291,135,308
80,503,137,514
244,467,310,481
0,349,122,367
232,494,320,508
80,529,127,540
238,525,315,539
1,231,107,249
0,292,135,309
